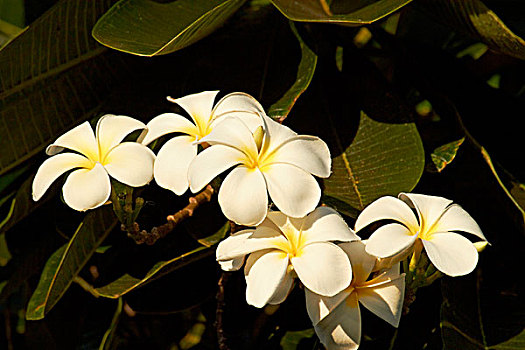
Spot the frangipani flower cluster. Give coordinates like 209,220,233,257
31,90,488,350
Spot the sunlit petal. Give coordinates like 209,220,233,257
198,116,258,159
432,204,486,241
46,121,98,161
305,287,352,326
139,113,198,146
268,271,294,305
339,241,376,285
62,163,111,211
32,153,92,201
260,114,297,155
218,166,268,226
244,249,289,308
188,144,246,193
172,91,219,129
153,136,197,195
219,257,245,271
399,193,452,234
103,142,155,187
96,114,146,156
263,163,320,218
210,92,264,132
422,232,479,277
314,292,361,350
358,274,405,327
354,196,419,233
292,242,351,297
217,226,287,261
365,223,417,259
301,207,359,245
270,135,331,177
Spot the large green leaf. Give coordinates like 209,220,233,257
96,221,228,298
0,0,126,176
324,111,424,210
417,0,525,59
267,22,317,120
92,0,246,56
95,246,214,299
270,0,413,25
26,207,118,320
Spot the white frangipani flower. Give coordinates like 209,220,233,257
188,108,331,226
216,207,359,308
306,241,405,350
355,193,487,277
140,91,262,195
32,115,155,211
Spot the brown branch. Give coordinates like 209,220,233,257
125,185,215,245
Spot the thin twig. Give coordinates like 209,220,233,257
216,273,230,350
125,185,215,245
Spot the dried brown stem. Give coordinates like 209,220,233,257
125,185,215,245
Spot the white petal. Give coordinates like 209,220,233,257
210,92,264,132
432,204,486,241
244,249,289,308
171,91,218,129
46,121,98,161
422,232,479,277
153,136,197,195
358,274,405,327
314,292,361,350
103,142,155,187
96,114,147,156
268,271,294,305
399,193,452,234
263,163,321,218
216,229,254,271
292,242,351,297
270,136,331,177
32,153,92,201
301,207,359,245
199,116,258,160
218,166,268,226
188,144,246,193
305,287,352,326
139,113,198,146
219,257,245,271
365,223,417,259
354,196,419,233
260,114,297,155
339,241,376,285
62,163,111,211
266,211,304,233
216,226,287,261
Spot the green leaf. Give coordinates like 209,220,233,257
280,328,315,350
417,0,525,59
270,0,413,25
95,246,214,299
92,0,247,56
99,298,123,350
0,0,126,177
268,22,317,121
0,18,24,48
492,329,525,350
324,111,424,211
431,137,465,172
0,232,11,266
26,207,118,320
